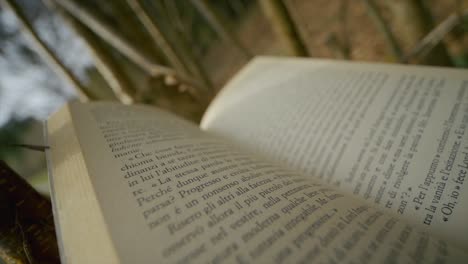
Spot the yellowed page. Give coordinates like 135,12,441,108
58,101,467,263
47,105,119,264
201,57,468,250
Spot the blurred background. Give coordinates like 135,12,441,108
1,0,468,196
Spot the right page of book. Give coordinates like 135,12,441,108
202,57,468,249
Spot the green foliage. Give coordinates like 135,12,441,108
453,53,468,68
0,120,30,160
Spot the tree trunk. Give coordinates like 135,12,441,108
259,0,309,56
362,0,404,62
384,0,452,66
191,0,251,60
127,0,191,77
159,0,214,99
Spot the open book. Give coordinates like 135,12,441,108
46,57,468,263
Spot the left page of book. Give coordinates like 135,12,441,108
52,102,468,263
47,104,119,263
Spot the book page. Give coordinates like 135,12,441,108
64,102,466,263
47,104,119,264
201,57,468,249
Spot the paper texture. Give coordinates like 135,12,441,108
202,57,468,249
64,101,467,263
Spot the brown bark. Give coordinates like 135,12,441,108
362,0,404,62
383,0,453,66
160,0,214,98
0,161,60,264
190,0,251,59
127,0,191,76
406,9,468,63
259,0,309,56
